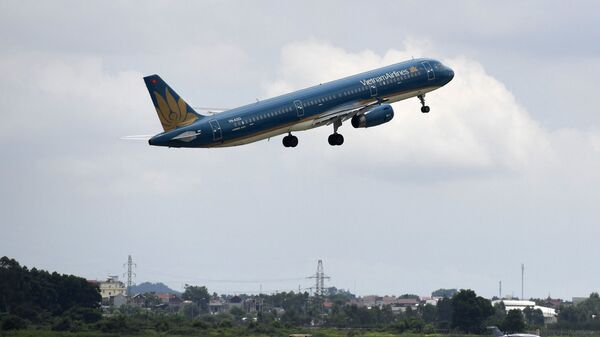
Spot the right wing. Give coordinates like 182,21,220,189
311,99,388,128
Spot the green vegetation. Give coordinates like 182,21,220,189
3,257,600,337
0,256,102,331
556,293,600,330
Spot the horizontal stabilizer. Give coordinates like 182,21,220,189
192,106,229,115
121,135,153,141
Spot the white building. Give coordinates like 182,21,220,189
492,299,557,324
98,276,126,299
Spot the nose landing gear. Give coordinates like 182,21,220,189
418,94,430,113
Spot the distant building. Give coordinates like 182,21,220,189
158,293,176,303
228,295,243,309
391,298,419,313
351,295,420,312
131,293,146,307
98,276,126,299
492,299,557,324
420,296,441,306
112,293,127,308
156,293,182,311
209,299,226,314
545,298,564,309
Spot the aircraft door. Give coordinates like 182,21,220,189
209,120,222,142
370,84,377,97
294,100,304,118
422,61,435,80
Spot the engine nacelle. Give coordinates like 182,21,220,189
351,104,394,128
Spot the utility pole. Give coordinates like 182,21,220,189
499,280,502,299
123,255,137,300
521,263,524,300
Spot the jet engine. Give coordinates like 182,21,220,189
351,104,394,128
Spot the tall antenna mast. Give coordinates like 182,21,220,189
499,280,502,299
521,263,524,300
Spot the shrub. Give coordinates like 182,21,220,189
219,319,233,328
1,315,28,330
192,319,209,329
13,304,40,321
96,316,140,333
155,319,170,332
52,317,72,331
67,306,102,323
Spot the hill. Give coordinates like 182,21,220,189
129,282,180,295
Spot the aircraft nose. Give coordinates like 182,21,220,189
445,67,455,84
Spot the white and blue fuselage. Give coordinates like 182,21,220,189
145,58,454,148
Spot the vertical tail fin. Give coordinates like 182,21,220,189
143,75,201,132
487,326,505,337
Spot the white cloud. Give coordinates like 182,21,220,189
263,39,600,181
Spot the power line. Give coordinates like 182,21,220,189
190,277,308,284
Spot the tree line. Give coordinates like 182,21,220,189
3,256,600,335
0,256,102,330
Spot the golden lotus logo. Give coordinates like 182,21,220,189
409,66,418,73
153,88,197,131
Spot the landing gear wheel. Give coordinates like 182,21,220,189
328,133,344,146
289,135,298,147
328,134,335,146
283,134,298,148
418,94,430,113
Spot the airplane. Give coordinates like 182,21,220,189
487,326,540,337
142,58,454,148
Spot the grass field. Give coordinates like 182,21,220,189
2,329,600,337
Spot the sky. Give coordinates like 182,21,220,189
1,0,600,300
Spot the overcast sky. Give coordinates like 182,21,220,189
1,1,600,300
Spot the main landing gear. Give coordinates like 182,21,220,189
328,133,344,146
282,133,298,147
418,94,430,113
328,119,344,146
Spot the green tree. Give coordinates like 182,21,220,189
182,285,210,313
229,306,245,321
432,288,458,298
502,309,525,333
142,292,161,308
451,289,494,333
0,256,101,322
180,302,200,319
487,302,507,328
420,303,437,323
523,307,544,328
437,296,453,328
